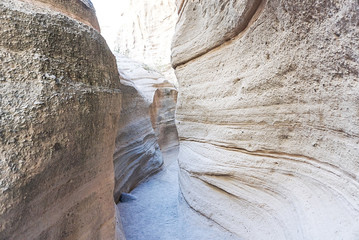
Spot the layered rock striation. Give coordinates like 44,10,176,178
150,87,179,164
113,55,178,203
173,0,359,239
112,0,178,87
0,0,120,239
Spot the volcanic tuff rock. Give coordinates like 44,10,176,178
113,55,178,202
113,0,178,87
150,87,179,165
0,0,121,239
20,0,100,31
173,0,359,239
175,0,185,13
172,0,263,67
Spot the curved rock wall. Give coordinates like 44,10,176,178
113,55,178,202
173,0,359,239
0,0,120,239
20,0,100,31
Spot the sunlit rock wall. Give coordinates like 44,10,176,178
113,55,178,202
0,0,121,239
113,0,178,87
172,0,359,239
20,0,100,31
150,87,179,164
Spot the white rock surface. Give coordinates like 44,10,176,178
112,0,178,87
150,88,179,164
171,0,263,67
172,0,359,239
119,160,241,240
113,55,178,202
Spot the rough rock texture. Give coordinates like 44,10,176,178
173,0,359,239
113,55,178,203
20,0,100,31
0,0,121,239
172,0,263,67
112,0,178,87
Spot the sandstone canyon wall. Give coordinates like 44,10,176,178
0,0,181,239
173,0,359,239
150,87,179,164
0,0,121,239
22,0,101,31
113,0,178,87
113,55,178,202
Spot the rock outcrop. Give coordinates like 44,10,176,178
21,0,100,31
172,0,359,239
0,0,121,239
113,55,178,202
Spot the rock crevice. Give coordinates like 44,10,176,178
113,55,178,203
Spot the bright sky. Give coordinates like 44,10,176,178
91,0,129,50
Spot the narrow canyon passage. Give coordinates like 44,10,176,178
1,0,358,239
118,158,240,240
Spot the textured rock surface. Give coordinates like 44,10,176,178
173,0,359,239
150,88,179,164
175,0,185,13
113,55,178,202
20,0,100,31
112,0,178,87
0,0,120,239
172,0,263,67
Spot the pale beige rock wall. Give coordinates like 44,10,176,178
113,80,163,203
0,0,120,239
172,0,263,67
173,0,359,239
150,88,179,164
113,0,178,87
175,0,185,13
113,55,178,202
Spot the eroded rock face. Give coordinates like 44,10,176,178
113,55,178,202
171,0,263,67
150,88,179,164
173,0,359,239
20,0,100,31
0,0,120,239
175,0,185,13
113,0,178,87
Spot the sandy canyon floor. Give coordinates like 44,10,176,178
118,156,241,240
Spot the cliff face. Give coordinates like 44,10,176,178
113,0,178,87
0,0,120,239
113,55,178,202
172,0,359,239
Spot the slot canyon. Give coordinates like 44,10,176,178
0,0,358,239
